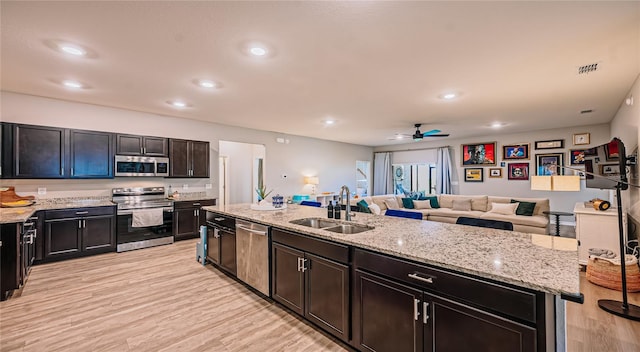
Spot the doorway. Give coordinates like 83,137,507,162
218,141,266,205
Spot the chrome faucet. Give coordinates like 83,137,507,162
339,185,352,221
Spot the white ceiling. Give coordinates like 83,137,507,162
1,1,639,147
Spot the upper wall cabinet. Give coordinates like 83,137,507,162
69,129,114,178
13,124,67,178
1,123,115,179
168,139,209,178
1,122,13,178
116,134,168,156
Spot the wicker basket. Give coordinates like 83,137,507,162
586,256,640,292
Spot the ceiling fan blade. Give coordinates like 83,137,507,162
421,129,441,136
424,133,450,137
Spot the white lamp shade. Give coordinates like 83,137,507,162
551,175,581,191
531,176,553,191
304,177,319,185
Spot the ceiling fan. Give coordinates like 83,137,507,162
389,124,450,141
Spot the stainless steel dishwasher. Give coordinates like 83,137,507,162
235,219,270,296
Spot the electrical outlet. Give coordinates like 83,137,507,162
38,188,47,195
182,184,189,190
205,183,212,189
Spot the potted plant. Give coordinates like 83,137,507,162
255,159,272,203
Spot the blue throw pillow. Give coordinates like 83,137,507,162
418,195,440,208
401,197,415,209
357,199,372,213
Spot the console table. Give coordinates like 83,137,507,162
574,202,627,266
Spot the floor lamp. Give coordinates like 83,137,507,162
533,151,640,321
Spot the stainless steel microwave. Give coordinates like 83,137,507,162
114,155,169,177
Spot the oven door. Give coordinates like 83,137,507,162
116,208,174,252
115,155,157,177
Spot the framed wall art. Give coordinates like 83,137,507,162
489,168,502,178
573,132,590,145
507,163,529,180
503,144,529,160
570,149,589,165
534,139,564,150
461,142,496,166
600,164,620,176
464,168,484,182
605,140,620,160
536,153,565,175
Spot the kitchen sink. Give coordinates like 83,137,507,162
289,218,339,228
324,224,373,234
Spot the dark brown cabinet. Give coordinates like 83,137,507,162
206,212,236,275
353,249,541,352
173,199,216,240
272,229,350,342
69,129,114,178
116,134,168,156
44,206,116,261
13,124,66,178
1,122,12,178
168,139,209,178
219,227,237,275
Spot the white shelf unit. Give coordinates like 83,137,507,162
574,202,627,266
313,193,339,207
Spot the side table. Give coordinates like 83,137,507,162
543,211,574,236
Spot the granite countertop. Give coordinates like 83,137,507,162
202,203,580,296
0,198,115,224
169,192,214,202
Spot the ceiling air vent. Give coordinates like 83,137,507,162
580,109,593,114
578,63,598,74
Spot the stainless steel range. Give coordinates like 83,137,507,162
112,187,174,252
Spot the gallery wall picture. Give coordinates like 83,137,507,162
503,144,529,160
569,148,596,165
461,142,497,166
464,168,484,182
489,168,502,178
536,153,565,175
507,163,529,180
573,132,590,145
534,139,564,150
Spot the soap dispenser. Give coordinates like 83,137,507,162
327,201,334,218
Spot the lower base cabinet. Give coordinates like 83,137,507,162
44,206,116,261
353,270,536,352
271,229,349,342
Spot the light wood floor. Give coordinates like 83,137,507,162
1,239,639,352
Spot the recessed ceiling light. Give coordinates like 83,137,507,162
62,80,83,89
443,93,456,100
198,80,216,88
491,122,504,128
168,100,188,108
59,44,86,56
324,119,335,125
250,46,268,56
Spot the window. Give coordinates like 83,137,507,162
392,163,436,195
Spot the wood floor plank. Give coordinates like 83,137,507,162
2,239,639,351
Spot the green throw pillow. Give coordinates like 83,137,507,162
419,196,440,209
401,197,415,209
510,199,536,216
357,199,372,213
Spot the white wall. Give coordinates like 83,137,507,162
219,141,257,204
375,124,613,216
610,74,640,226
0,92,373,200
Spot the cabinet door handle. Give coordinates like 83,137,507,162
76,211,89,215
61,167,64,176
78,220,82,228
408,273,434,284
213,228,220,238
193,203,201,206
214,217,225,221
23,222,34,227
143,147,146,154
414,299,420,321
71,168,74,176
83,220,86,228
423,302,429,324
301,258,308,272
297,257,302,272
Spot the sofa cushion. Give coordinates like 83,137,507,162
368,203,381,215
487,202,518,215
439,195,488,211
480,213,549,228
452,199,472,211
419,195,440,208
401,197,415,209
384,198,401,210
413,200,432,209
488,196,549,216
357,199,372,213
426,208,486,219
510,199,536,216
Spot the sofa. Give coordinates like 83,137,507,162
351,194,550,234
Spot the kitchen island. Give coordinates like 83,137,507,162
203,203,580,352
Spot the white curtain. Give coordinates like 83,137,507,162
436,147,452,194
373,152,393,195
